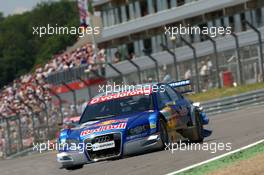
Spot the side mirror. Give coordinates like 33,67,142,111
63,122,78,129
69,122,78,128
193,102,203,111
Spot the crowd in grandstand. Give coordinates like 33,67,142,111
41,43,106,76
0,74,50,118
0,42,107,157
0,43,105,118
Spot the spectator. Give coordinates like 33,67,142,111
184,69,192,79
113,51,121,63
207,58,213,88
127,52,135,60
200,61,209,91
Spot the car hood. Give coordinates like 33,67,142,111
65,110,156,140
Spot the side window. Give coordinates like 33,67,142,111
165,85,179,101
177,92,184,100
157,88,171,109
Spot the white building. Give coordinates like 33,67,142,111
93,0,264,88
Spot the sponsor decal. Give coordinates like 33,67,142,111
169,80,191,87
80,123,127,137
148,113,157,129
92,141,115,151
96,119,128,126
150,123,156,129
89,88,152,104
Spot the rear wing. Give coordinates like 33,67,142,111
168,79,193,94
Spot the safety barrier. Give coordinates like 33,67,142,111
201,89,264,115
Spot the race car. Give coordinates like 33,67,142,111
56,80,211,170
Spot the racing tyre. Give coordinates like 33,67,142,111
193,110,204,143
159,118,169,148
65,164,84,170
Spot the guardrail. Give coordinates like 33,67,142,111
201,89,264,115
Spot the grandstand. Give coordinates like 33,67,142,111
0,35,105,157
48,0,264,109
94,0,264,86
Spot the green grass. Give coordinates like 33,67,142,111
187,82,264,102
175,142,264,175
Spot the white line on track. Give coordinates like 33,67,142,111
166,139,264,175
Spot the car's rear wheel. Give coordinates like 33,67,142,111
159,118,169,148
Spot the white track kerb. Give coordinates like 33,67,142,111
166,139,264,175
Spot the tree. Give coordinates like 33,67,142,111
0,1,79,88
0,12,3,20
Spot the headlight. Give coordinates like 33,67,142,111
127,125,149,136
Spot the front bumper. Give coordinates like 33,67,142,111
123,133,163,155
56,133,163,166
57,151,88,167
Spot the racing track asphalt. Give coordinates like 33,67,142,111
0,105,263,175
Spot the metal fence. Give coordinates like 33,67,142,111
44,43,264,112
0,103,62,158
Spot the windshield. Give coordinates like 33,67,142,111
80,94,153,124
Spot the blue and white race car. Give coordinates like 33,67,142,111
57,80,211,170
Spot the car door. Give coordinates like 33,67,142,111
156,85,181,130
164,85,191,126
